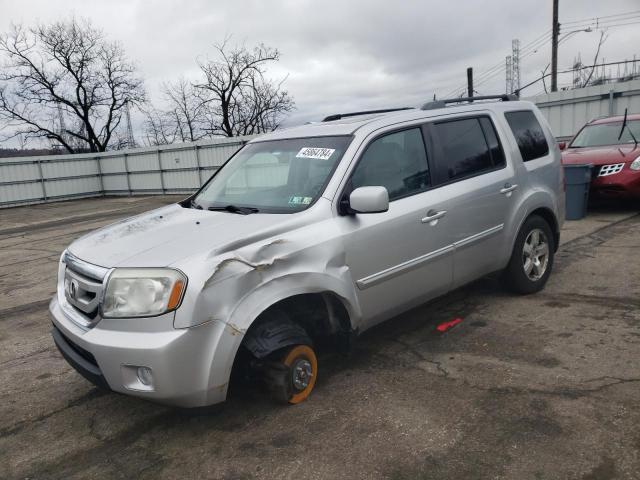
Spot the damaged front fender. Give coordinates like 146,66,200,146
169,200,362,398
172,204,361,334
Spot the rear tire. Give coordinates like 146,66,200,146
264,344,318,405
502,215,555,294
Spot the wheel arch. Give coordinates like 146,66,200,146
240,291,354,359
528,206,560,251
509,193,561,255
210,277,358,401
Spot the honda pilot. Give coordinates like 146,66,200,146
50,96,564,407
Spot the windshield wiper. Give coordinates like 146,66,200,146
618,107,639,149
208,204,259,215
190,199,203,209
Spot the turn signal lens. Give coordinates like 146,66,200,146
167,280,185,310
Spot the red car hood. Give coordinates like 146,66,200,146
562,145,640,166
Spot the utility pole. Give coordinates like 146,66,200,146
467,67,473,99
551,0,559,91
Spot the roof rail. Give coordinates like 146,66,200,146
421,94,518,111
322,107,413,122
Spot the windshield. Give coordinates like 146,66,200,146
570,120,640,148
193,136,352,213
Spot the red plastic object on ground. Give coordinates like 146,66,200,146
436,318,463,333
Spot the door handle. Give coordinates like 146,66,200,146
500,183,518,195
421,209,447,224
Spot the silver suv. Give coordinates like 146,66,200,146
50,96,564,407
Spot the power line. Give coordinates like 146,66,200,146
561,14,640,30
520,32,553,55
589,19,640,30
470,35,554,94
516,59,640,96
476,36,552,89
443,30,554,98
562,9,640,26
519,36,553,60
443,60,504,97
563,17,640,31
442,30,553,97
441,9,640,99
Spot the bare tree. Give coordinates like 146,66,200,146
163,78,209,142
540,63,550,94
581,31,608,87
196,40,294,137
0,18,145,152
142,107,177,146
142,39,294,145
142,79,208,145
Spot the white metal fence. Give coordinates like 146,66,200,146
4,80,640,208
527,78,640,139
0,136,252,208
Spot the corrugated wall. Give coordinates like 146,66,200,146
0,136,252,208
529,79,640,139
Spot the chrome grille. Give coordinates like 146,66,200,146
598,163,624,177
64,268,102,316
62,251,110,328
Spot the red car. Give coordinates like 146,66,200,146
561,113,640,198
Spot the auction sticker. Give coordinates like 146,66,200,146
288,196,313,205
296,147,335,160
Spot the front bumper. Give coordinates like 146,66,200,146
52,325,110,390
591,168,640,197
49,297,243,407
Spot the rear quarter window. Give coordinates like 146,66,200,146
505,110,549,162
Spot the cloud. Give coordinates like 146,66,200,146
1,0,639,136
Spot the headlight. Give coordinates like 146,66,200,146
630,157,640,171
102,268,187,318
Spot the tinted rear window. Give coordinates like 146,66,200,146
431,118,494,181
505,110,549,162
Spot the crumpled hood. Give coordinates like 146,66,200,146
68,203,308,268
562,145,640,166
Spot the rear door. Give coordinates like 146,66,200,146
426,114,519,288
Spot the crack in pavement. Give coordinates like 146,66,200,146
538,292,640,311
0,346,56,367
555,214,640,272
0,389,107,439
15,408,176,480
468,376,640,399
390,338,450,378
0,298,52,319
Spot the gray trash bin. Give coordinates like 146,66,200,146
563,164,592,220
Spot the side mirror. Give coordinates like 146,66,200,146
558,141,567,150
349,186,389,213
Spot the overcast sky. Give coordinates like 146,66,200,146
1,0,639,132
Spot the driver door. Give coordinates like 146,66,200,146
337,126,454,328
